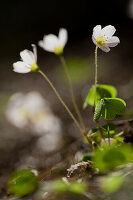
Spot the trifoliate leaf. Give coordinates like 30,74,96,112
101,98,126,120
93,144,133,172
83,84,117,108
7,169,38,197
93,98,126,121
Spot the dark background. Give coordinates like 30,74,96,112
0,0,133,112
1,0,133,58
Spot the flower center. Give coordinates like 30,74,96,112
19,108,28,119
30,63,39,72
53,46,64,55
96,36,106,46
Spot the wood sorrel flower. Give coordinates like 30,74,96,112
6,91,62,134
92,25,120,52
38,28,68,55
13,44,39,73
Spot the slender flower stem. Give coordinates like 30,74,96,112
94,46,98,108
60,55,86,131
96,121,105,141
107,120,110,145
38,69,84,135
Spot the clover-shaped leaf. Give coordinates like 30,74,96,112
83,84,117,108
94,98,126,121
93,144,133,172
101,98,126,120
7,169,38,197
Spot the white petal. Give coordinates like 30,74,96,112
99,45,110,53
106,36,120,47
93,25,102,39
13,61,31,73
31,44,37,62
92,35,97,46
101,25,116,38
42,34,59,52
58,28,68,46
20,49,36,65
38,40,45,49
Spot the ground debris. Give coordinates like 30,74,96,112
67,161,92,178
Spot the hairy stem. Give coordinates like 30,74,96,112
107,120,110,145
60,55,86,131
39,69,84,135
94,46,98,108
96,121,104,141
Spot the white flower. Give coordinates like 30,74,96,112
92,25,120,52
6,91,50,129
6,91,62,136
6,92,63,153
38,28,68,55
13,44,39,73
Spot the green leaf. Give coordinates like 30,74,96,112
93,99,104,121
7,169,38,197
86,124,118,144
101,173,124,193
93,98,126,121
52,180,87,195
81,152,94,161
88,124,117,138
102,123,118,137
114,136,124,143
101,98,126,120
102,123,117,131
93,144,133,173
69,182,87,194
83,84,117,108
88,128,98,137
